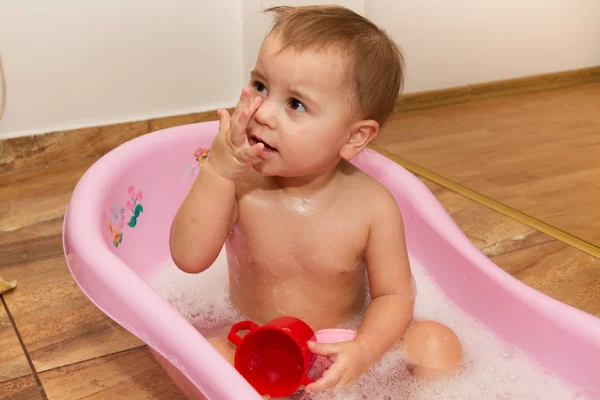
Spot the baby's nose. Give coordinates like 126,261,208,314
253,99,277,129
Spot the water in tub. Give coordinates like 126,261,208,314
149,248,589,399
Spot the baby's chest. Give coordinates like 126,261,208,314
235,197,369,273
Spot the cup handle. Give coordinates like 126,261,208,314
227,320,260,346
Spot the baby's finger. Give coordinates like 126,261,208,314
229,107,253,146
245,96,263,120
236,142,263,165
337,373,356,388
237,95,261,129
305,368,342,393
232,87,251,120
216,109,231,134
308,341,339,357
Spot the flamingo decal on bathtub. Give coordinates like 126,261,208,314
108,202,125,247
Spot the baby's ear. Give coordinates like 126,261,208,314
339,119,379,161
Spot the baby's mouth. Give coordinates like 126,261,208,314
249,135,278,153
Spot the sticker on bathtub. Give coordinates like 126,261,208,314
107,186,144,247
181,147,210,186
107,202,125,247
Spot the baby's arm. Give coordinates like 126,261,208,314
169,88,263,273
169,159,238,273
354,187,414,363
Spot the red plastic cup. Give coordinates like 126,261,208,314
227,316,317,397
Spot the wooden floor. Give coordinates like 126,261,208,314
1,84,600,398
379,82,600,248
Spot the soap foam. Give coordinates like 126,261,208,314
149,249,245,337
149,248,589,400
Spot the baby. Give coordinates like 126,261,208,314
170,5,462,396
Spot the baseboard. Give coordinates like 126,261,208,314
395,65,600,112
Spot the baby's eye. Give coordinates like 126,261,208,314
252,81,268,95
288,98,307,112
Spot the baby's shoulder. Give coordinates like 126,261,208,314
341,162,399,212
345,164,393,201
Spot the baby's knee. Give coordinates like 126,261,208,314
402,320,462,375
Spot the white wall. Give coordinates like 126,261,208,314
0,0,599,139
367,0,600,93
0,0,243,139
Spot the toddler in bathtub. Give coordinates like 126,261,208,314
170,5,462,396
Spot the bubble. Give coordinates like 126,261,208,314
149,248,245,336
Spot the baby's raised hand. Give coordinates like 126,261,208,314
208,87,264,181
304,340,371,394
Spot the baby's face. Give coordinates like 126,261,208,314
246,33,356,178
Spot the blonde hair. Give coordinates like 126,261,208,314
265,5,404,127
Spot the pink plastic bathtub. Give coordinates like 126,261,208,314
62,121,600,399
